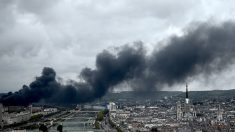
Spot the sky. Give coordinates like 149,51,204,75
1,0,235,92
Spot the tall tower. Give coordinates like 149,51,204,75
217,104,223,121
29,104,32,116
185,83,189,104
176,101,182,120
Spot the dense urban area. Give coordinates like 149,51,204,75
1,86,235,132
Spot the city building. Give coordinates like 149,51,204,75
3,112,31,125
176,84,196,121
107,102,117,112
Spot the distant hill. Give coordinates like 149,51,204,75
1,89,235,104
102,89,235,102
101,91,181,102
178,89,235,100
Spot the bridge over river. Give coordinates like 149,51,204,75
49,111,104,132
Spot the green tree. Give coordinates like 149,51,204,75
96,111,104,121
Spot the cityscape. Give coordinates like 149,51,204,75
1,85,235,131
1,0,235,132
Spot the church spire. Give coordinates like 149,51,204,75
185,83,189,104
186,83,188,99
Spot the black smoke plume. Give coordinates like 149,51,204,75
2,21,235,105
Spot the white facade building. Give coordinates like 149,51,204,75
3,112,31,125
107,102,117,112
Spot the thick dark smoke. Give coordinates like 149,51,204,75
145,22,235,88
0,44,145,106
2,21,235,105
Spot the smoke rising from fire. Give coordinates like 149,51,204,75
1,21,235,105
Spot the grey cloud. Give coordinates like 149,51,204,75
1,0,235,93
3,21,235,105
16,0,59,15
0,0,16,33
